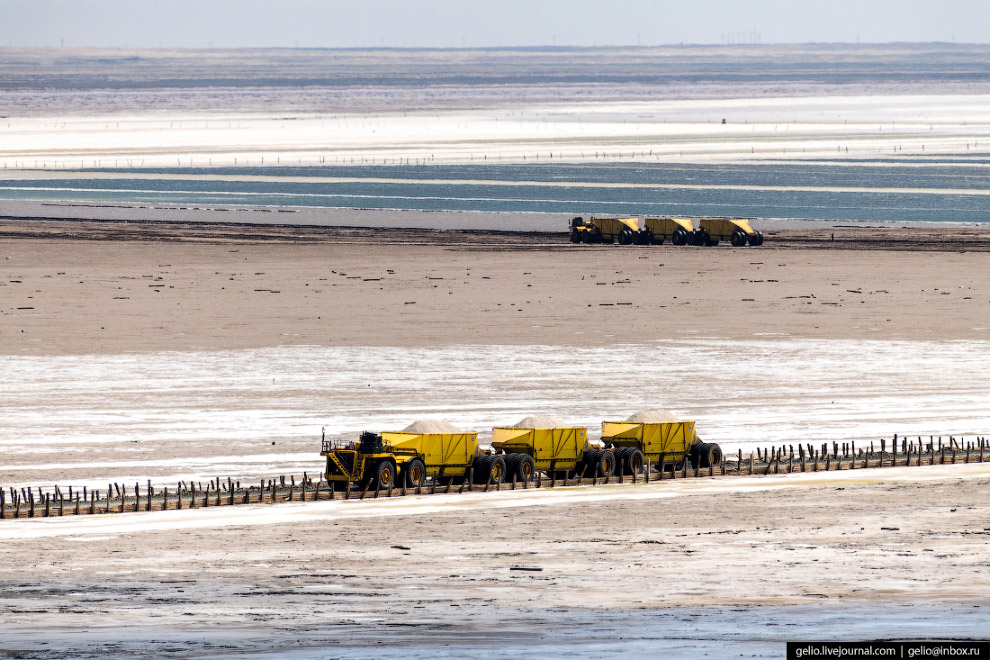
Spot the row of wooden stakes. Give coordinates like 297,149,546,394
1,435,986,520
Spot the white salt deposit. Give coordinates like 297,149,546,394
626,409,681,423
401,419,464,434
513,415,569,428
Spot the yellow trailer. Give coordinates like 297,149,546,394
322,429,503,490
492,425,615,480
601,420,723,472
570,216,641,245
641,217,695,246
695,218,763,247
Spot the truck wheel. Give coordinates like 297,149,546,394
490,456,506,483
599,451,616,477
472,456,492,483
627,449,644,475
730,230,747,247
749,232,764,246
635,229,652,245
695,443,723,468
617,228,633,245
374,461,395,489
570,228,583,243
671,228,688,246
405,458,426,488
612,447,630,475
692,229,709,246
516,455,535,482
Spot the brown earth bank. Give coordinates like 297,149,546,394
1,218,989,355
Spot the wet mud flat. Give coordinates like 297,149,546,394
2,466,989,659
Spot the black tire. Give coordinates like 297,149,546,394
373,460,396,489
585,231,600,244
490,456,506,483
599,451,616,477
612,447,630,475
570,228,582,243
730,230,747,247
652,235,665,245
515,454,535,483
706,238,720,247
581,449,600,477
627,448,644,475
635,229,652,245
473,455,506,484
698,443,723,468
749,231,764,246
404,458,426,488
617,228,633,245
692,229,709,246
671,228,688,246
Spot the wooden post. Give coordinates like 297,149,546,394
387,474,393,498
645,459,650,483
0,490,4,520
373,477,381,499
44,493,51,517
511,472,517,490
74,492,80,515
432,471,438,495
401,474,407,497
549,461,556,488
360,478,370,500
659,453,665,480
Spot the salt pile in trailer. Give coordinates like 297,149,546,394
401,419,465,433
626,409,681,423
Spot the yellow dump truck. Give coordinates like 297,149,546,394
601,420,723,473
570,216,641,245
641,217,695,246
694,218,763,247
322,430,505,490
491,425,615,480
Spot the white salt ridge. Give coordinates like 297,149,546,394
401,419,464,434
513,415,569,428
626,409,681,423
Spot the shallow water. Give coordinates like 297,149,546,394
5,160,990,223
2,339,988,489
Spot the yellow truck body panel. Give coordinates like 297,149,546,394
699,218,757,239
380,431,478,476
601,421,696,465
643,217,694,237
575,216,640,242
491,426,589,470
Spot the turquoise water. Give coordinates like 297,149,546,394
4,161,990,223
